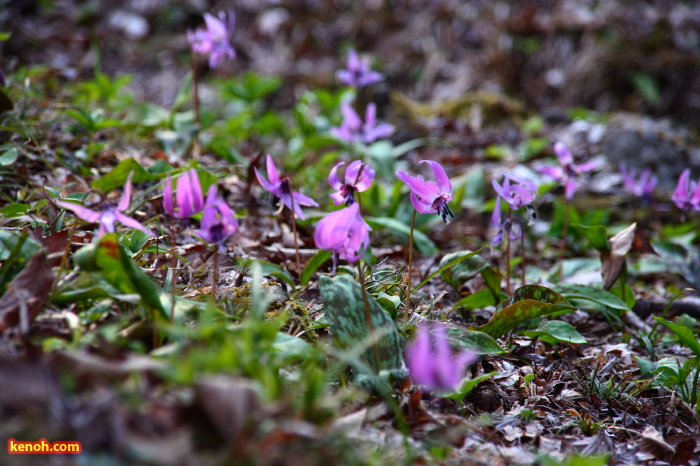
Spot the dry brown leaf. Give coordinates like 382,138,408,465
0,252,55,332
601,223,656,290
195,375,262,441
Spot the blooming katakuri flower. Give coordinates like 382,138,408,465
314,202,372,262
57,172,152,237
672,169,700,213
406,323,479,392
328,160,375,206
538,141,599,200
396,160,454,223
491,174,537,247
336,48,384,87
254,154,319,220
163,169,204,219
194,185,239,250
188,11,236,69
619,163,657,203
330,101,394,145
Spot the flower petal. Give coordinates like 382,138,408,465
410,192,435,214
56,201,101,223
491,195,501,228
539,165,564,181
265,154,280,185
116,171,135,212
163,174,174,216
328,162,345,190
114,212,153,236
396,170,437,201
553,141,573,166
575,160,600,173
420,160,452,194
564,178,577,200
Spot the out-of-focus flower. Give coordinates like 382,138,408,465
328,160,375,206
254,154,319,220
163,169,204,219
194,185,239,249
491,216,522,249
672,169,700,212
619,163,657,202
336,48,384,87
538,142,599,200
330,102,394,145
57,172,152,237
314,202,371,262
406,323,479,392
397,160,454,223
188,11,236,69
492,175,537,211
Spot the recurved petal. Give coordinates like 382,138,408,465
163,175,174,216
345,160,375,191
539,165,564,181
673,169,691,204
407,325,435,388
575,160,600,173
341,101,362,131
56,201,101,223
410,192,435,214
328,162,345,190
265,155,280,185
293,191,319,208
314,207,350,251
553,141,573,166
114,212,153,236
396,170,436,201
254,167,276,193
564,178,577,200
420,160,452,194
117,171,135,212
491,195,502,228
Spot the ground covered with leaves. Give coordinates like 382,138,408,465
2,1,700,465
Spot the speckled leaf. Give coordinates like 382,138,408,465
443,325,506,354
552,284,630,312
470,285,576,338
319,274,407,392
524,320,586,345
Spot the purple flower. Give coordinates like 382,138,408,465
163,169,204,219
538,142,599,200
328,160,375,206
57,172,152,237
330,102,394,145
672,168,700,212
314,202,372,262
188,11,236,69
254,155,319,220
336,49,384,87
194,185,239,249
396,160,454,223
619,164,657,201
492,174,537,212
406,323,479,392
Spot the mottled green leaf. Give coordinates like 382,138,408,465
444,325,506,354
654,317,700,359
319,274,407,392
470,285,576,338
301,249,331,286
553,284,630,312
525,320,586,345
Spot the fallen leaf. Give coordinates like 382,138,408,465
0,252,55,332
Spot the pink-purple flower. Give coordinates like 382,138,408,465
330,102,394,145
328,160,375,206
336,49,384,88
314,202,372,262
255,155,319,220
396,160,454,223
194,185,239,249
672,169,700,212
619,164,657,202
57,172,152,237
406,323,479,392
163,169,204,219
539,142,599,200
188,11,236,69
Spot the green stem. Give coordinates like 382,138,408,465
357,262,381,373
170,221,178,324
190,50,201,158
212,249,218,304
560,197,569,265
402,210,417,330
521,227,526,289
288,182,302,280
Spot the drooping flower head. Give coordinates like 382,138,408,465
672,169,700,212
328,160,375,206
57,172,152,237
396,160,454,223
336,48,384,88
194,185,239,250
330,102,394,145
539,141,599,200
406,323,479,392
254,155,319,220
163,169,204,219
188,11,236,69
314,202,372,263
491,174,537,248
619,163,657,203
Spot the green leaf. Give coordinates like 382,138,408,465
273,332,323,363
444,325,506,354
366,216,438,255
438,248,490,290
0,148,18,166
91,158,172,192
572,224,611,252
453,288,497,311
234,258,295,289
634,356,658,378
444,372,497,401
470,285,576,338
301,249,331,287
415,247,487,291
654,317,700,359
524,320,586,345
552,284,630,312
0,203,29,217
319,274,407,392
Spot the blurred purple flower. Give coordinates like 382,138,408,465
538,142,599,200
194,185,239,249
314,202,372,262
619,164,657,201
406,323,479,392
163,169,204,219
396,160,454,223
336,49,384,87
672,168,700,212
329,160,375,206
188,11,236,68
330,102,394,145
254,154,319,220
492,174,537,212
57,172,152,237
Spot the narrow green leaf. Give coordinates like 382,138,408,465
439,249,490,289
0,203,29,217
572,224,611,252
553,284,630,312
301,249,331,286
91,158,172,192
444,325,506,354
524,320,586,344
654,317,700,359
415,246,487,291
444,372,498,401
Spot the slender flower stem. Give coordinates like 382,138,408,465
560,198,569,263
357,262,381,373
521,228,526,289
190,50,201,158
169,221,178,324
506,207,512,295
288,181,302,279
402,209,417,330
212,249,218,303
